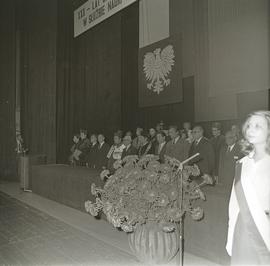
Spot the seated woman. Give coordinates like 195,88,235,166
107,132,125,173
69,133,80,165
137,131,154,158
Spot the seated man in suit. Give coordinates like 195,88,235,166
95,133,110,170
137,131,154,158
76,129,91,166
155,131,167,163
209,122,225,176
107,132,125,173
189,125,215,176
86,134,98,168
121,135,137,159
165,125,190,162
218,130,243,191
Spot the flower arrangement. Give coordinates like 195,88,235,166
85,154,213,233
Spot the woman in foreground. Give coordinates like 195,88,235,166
226,110,270,265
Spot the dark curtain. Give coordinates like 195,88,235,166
0,0,17,180
21,0,57,163
56,0,123,163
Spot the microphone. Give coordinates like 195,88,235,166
176,153,200,173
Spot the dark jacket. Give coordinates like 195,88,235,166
121,145,138,160
95,142,110,170
210,135,225,175
165,137,190,162
188,137,215,176
138,142,154,158
155,142,167,163
218,143,243,191
86,143,98,168
77,138,91,163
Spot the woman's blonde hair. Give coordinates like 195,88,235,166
241,110,270,155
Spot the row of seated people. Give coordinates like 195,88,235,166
70,121,244,190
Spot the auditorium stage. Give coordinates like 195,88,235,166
0,181,219,266
27,164,230,265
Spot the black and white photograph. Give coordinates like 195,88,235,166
0,0,269,265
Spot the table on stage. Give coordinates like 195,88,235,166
31,164,230,265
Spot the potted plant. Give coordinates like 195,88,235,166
85,154,213,264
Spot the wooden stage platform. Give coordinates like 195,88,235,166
31,164,230,265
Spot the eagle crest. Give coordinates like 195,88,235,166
143,45,175,94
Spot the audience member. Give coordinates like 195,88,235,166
180,129,187,140
155,121,164,133
231,124,242,141
76,129,91,166
165,125,190,162
125,131,133,138
218,131,243,190
209,122,225,176
107,133,125,173
86,134,98,168
189,125,215,176
121,135,137,159
69,133,80,165
149,128,157,146
183,121,194,144
155,131,167,163
96,134,110,170
137,131,154,158
132,127,143,150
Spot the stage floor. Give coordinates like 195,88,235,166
0,181,220,266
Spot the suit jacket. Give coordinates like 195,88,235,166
121,145,138,159
210,135,225,175
77,138,91,163
95,142,110,170
218,143,243,191
165,138,190,162
138,142,154,158
86,143,98,168
155,142,167,163
188,137,215,175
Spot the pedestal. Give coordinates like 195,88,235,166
18,154,47,190
18,156,30,190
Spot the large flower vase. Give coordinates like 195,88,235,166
128,222,179,265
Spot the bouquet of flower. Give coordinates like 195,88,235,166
85,154,213,233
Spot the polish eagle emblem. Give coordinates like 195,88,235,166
143,45,175,94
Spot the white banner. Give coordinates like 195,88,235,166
74,0,137,37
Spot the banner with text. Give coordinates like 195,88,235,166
74,0,137,37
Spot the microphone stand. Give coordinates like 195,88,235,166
175,153,200,266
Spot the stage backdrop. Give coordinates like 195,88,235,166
138,35,182,107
